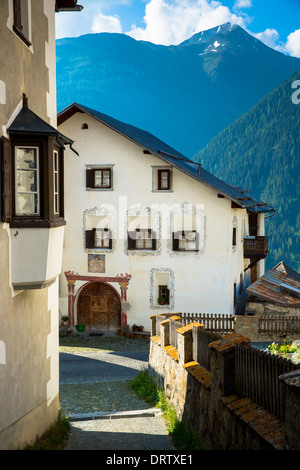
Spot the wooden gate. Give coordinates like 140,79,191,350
77,282,121,331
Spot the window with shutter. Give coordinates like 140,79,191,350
128,229,156,250
86,167,112,189
172,230,199,251
85,228,112,249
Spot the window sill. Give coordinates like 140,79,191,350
152,189,174,193
86,188,114,191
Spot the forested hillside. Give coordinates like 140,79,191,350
195,69,300,272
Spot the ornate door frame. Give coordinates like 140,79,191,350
64,271,131,329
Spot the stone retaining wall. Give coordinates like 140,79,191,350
148,315,300,450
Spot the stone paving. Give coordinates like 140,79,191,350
59,333,175,451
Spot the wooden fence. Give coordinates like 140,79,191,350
235,343,298,420
258,314,300,335
192,328,221,370
182,312,235,334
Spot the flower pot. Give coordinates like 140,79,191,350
76,325,85,332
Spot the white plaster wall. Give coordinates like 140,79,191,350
0,2,61,449
59,112,253,329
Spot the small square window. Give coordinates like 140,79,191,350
86,167,113,189
172,230,198,252
158,169,171,190
128,229,156,251
85,228,112,250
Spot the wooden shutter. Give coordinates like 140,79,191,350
172,231,179,251
128,231,136,250
108,230,112,249
195,231,199,251
1,137,12,222
151,230,156,250
85,230,94,249
86,169,94,188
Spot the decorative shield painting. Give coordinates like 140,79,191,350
88,254,105,273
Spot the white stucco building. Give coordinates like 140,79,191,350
58,103,275,332
0,0,82,450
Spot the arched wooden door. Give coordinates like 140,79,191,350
77,282,121,331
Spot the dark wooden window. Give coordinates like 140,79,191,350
232,227,237,247
13,0,31,47
157,169,171,190
86,168,112,189
172,230,198,251
159,285,170,305
1,135,65,227
85,228,112,249
128,229,156,250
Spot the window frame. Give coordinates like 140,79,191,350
12,0,32,47
14,145,40,216
86,166,113,190
128,228,156,251
157,169,171,190
85,228,113,250
172,230,199,252
159,285,170,305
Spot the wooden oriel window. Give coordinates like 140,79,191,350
157,169,171,190
172,230,198,251
128,229,156,250
86,168,112,189
1,135,65,227
85,228,112,249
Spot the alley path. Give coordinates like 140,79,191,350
59,334,175,451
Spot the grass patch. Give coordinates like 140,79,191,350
23,411,70,450
131,369,210,450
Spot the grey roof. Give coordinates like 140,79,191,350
58,103,275,213
8,104,77,151
246,262,300,306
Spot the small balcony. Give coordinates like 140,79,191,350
244,236,269,259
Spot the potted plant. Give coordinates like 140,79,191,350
61,316,68,326
76,324,85,332
139,325,144,332
158,297,166,305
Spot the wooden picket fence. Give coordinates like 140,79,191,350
235,343,298,420
258,314,300,335
182,312,235,334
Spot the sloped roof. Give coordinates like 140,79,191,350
58,102,275,213
246,262,300,307
8,103,77,152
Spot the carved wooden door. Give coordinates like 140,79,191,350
77,282,121,331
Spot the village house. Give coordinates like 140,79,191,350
0,0,82,450
57,103,275,333
246,261,300,316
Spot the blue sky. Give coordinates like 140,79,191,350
55,0,300,57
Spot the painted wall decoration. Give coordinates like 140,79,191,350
88,254,105,273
